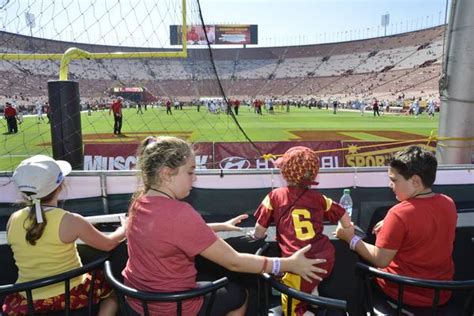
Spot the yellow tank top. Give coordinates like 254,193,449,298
7,207,86,299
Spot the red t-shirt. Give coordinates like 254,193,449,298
254,187,345,259
123,196,217,315
4,106,16,118
111,101,122,115
376,194,457,306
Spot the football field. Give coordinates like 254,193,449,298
0,106,439,171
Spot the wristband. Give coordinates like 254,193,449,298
350,236,362,251
271,258,281,275
260,257,268,274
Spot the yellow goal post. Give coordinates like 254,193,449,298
0,0,188,81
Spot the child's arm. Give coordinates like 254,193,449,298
252,223,268,239
339,212,352,229
208,214,248,232
334,223,397,268
60,212,127,251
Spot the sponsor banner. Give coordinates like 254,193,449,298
215,141,342,170
84,144,139,170
341,141,437,167
170,24,258,45
83,140,436,171
83,143,213,170
113,87,144,93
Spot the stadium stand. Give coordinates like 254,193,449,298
1,26,444,103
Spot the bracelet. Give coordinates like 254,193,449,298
350,236,362,251
260,257,268,274
271,258,281,275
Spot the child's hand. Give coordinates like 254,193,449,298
333,222,355,243
119,214,128,231
289,245,327,282
245,230,266,241
221,214,248,232
372,220,384,234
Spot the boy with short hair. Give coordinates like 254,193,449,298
335,145,457,307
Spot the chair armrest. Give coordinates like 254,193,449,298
356,262,474,291
0,256,108,294
255,242,270,256
103,260,228,302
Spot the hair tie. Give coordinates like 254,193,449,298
31,197,43,224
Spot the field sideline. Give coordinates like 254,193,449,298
0,106,439,171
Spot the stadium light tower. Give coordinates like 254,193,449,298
25,12,35,37
381,13,390,36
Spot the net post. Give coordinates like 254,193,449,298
47,80,84,170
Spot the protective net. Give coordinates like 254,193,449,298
1,0,446,172
0,0,260,171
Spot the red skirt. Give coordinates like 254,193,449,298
2,270,112,315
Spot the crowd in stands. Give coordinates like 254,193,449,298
1,26,445,113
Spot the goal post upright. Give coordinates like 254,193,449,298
0,0,189,169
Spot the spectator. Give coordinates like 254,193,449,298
35,100,45,123
335,145,457,308
234,99,240,116
359,100,365,116
45,101,51,123
427,99,436,118
109,97,123,135
250,146,351,315
136,102,143,114
2,155,127,315
372,98,380,117
4,102,18,134
123,136,327,316
253,99,262,115
165,99,172,115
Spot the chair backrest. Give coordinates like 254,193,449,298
356,262,474,316
0,256,107,316
103,260,228,316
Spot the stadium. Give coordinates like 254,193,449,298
1,0,474,315
0,25,445,172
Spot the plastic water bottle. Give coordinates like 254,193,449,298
339,188,353,217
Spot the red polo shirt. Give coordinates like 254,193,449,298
4,106,17,118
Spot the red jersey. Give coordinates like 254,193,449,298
376,194,457,306
4,106,17,118
254,187,345,258
123,196,217,315
111,101,122,115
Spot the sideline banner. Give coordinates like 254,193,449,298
214,141,342,170
83,141,436,170
83,143,213,170
341,140,437,167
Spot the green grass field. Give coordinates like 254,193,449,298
1,106,439,171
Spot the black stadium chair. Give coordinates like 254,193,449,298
0,256,108,316
356,262,474,316
103,260,228,316
255,244,348,316
260,272,348,316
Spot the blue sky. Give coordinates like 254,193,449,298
0,0,450,47
199,0,450,46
